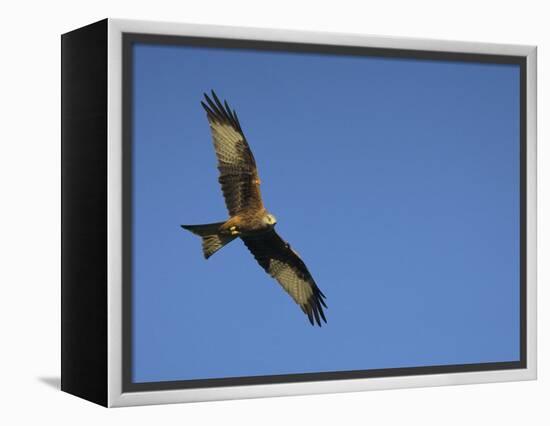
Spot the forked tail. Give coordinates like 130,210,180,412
180,221,236,259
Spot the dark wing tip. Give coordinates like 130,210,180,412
201,90,241,131
312,305,321,326
307,286,328,327
211,90,223,108
306,309,314,326
315,297,327,323
200,101,216,119
203,92,222,118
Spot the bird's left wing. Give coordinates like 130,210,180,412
201,91,264,217
241,230,327,326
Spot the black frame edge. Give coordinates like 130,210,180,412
61,18,109,407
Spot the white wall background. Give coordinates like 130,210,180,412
0,0,546,424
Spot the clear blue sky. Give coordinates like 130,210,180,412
131,42,520,383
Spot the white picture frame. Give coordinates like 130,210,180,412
61,18,537,407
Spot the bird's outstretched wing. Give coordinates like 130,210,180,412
241,230,327,326
201,91,264,216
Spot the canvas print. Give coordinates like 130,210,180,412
127,39,522,388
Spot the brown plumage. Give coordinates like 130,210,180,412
181,91,327,326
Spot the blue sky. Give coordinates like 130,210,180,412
131,42,520,383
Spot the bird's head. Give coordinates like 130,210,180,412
263,213,277,227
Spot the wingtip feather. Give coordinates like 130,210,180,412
306,310,314,326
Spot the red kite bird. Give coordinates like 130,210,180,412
181,91,327,326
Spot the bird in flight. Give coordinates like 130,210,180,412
181,91,327,326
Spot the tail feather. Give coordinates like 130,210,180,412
181,221,236,259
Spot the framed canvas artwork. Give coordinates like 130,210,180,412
61,18,537,407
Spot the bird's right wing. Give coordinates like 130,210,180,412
241,229,327,326
201,91,264,217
